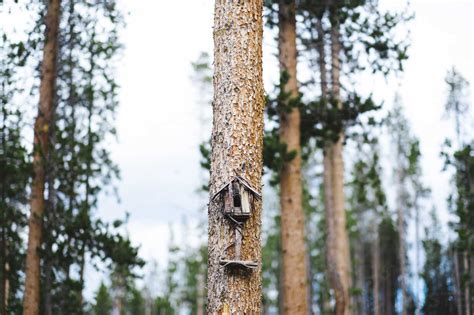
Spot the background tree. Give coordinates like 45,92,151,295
0,34,31,315
442,68,473,315
23,1,61,313
277,0,309,312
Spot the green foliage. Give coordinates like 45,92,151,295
300,94,380,148
199,141,211,171
263,129,297,185
421,210,458,315
92,282,113,315
126,286,145,315
444,67,470,145
263,71,300,182
262,211,281,312
0,32,31,315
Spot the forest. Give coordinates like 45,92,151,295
0,0,472,314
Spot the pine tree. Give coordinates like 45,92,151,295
276,0,309,312
296,2,412,312
23,1,61,313
0,34,31,314
93,282,113,315
208,0,265,312
442,68,473,315
421,210,458,315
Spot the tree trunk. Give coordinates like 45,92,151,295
316,13,340,315
453,249,463,315
23,1,61,314
329,11,352,315
317,12,350,315
372,236,380,315
278,1,309,314
463,252,470,315
396,169,407,315
207,0,264,314
354,240,366,315
196,273,205,315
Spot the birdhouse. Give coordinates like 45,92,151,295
213,176,261,222
212,176,261,271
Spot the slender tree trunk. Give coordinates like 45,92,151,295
372,236,380,315
1,109,6,315
196,273,205,315
453,249,463,315
316,13,341,315
354,241,366,315
396,168,407,315
207,0,264,313
414,203,420,315
278,1,309,314
329,11,352,315
463,252,470,315
23,1,61,314
317,12,349,315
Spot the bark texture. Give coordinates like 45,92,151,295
278,1,309,314
208,0,264,313
23,1,61,314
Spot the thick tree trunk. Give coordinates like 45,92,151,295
372,236,380,315
207,0,264,314
329,11,352,315
23,1,61,314
278,1,309,314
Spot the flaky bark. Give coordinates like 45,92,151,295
208,0,264,314
278,1,309,314
23,1,61,314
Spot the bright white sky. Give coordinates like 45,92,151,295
71,0,473,300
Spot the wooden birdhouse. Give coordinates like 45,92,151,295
212,176,261,271
213,176,261,222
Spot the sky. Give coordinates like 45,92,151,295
73,0,473,300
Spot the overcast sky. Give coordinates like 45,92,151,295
83,0,473,299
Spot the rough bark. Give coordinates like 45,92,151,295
208,0,264,313
372,236,380,315
23,1,61,314
329,11,352,315
278,1,309,314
